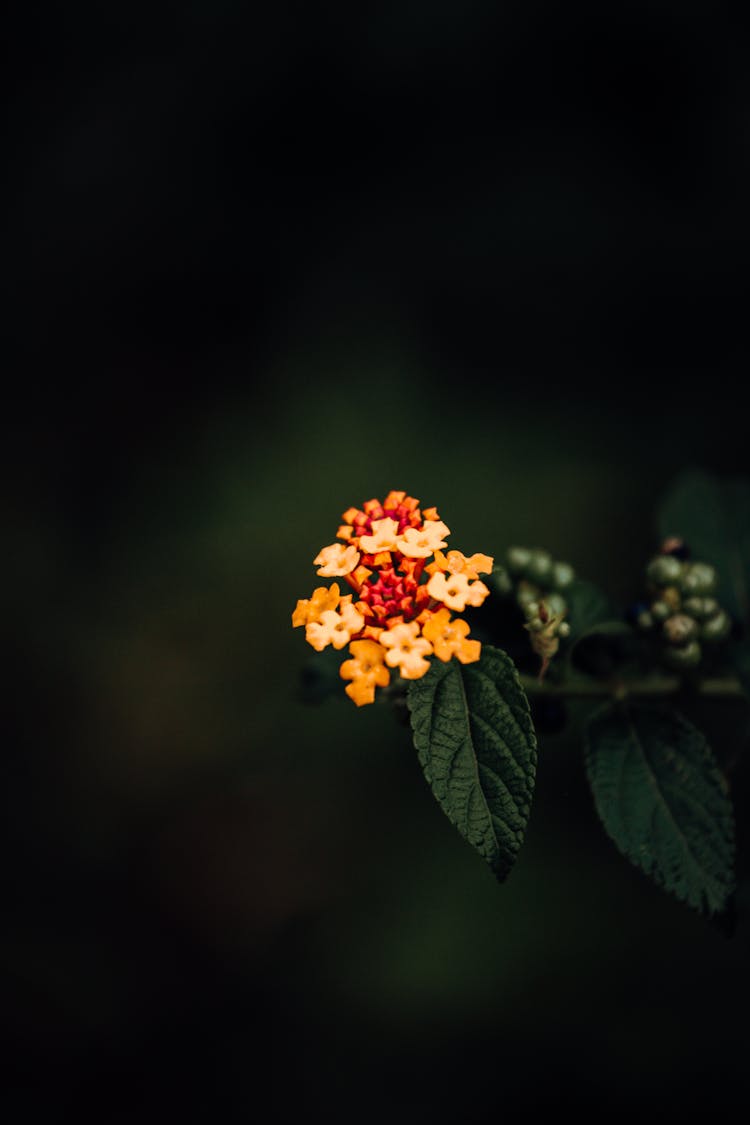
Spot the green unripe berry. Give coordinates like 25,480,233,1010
526,550,554,586
524,601,541,619
491,565,513,596
636,610,654,630
682,596,719,621
542,592,567,617
701,609,731,642
507,546,532,576
663,614,699,645
517,581,540,608
551,561,575,590
651,600,672,623
662,640,702,670
680,562,717,596
558,621,571,638
647,555,684,587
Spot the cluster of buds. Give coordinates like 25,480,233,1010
292,491,493,705
634,539,731,669
492,546,573,679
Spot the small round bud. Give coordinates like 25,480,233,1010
507,546,532,576
525,601,540,619
680,562,717,597
527,616,545,633
682,596,719,621
542,592,567,617
517,581,539,608
558,621,571,638
663,614,698,645
651,600,672,623
701,609,731,643
526,550,554,586
662,639,702,669
636,610,654,631
551,561,575,590
662,586,682,611
647,555,684,587
491,565,513,596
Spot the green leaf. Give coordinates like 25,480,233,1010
658,469,750,624
407,645,536,882
584,703,735,914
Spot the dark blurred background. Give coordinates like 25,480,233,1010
5,2,750,1120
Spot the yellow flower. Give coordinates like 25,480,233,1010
314,543,361,577
379,621,433,679
305,601,365,651
421,608,481,664
397,520,451,558
292,583,341,627
340,639,390,706
358,517,401,554
426,571,490,612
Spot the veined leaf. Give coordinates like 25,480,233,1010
407,645,536,882
585,703,735,914
658,469,750,625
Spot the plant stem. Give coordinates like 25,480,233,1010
519,674,745,700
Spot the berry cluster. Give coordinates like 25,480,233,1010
292,491,493,705
634,541,731,669
492,547,574,677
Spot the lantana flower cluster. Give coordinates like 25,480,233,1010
292,491,493,705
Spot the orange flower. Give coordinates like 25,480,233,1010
292,584,341,627
340,639,390,706
426,571,490,612
397,520,451,558
358,517,401,554
421,608,481,664
380,621,433,679
314,543,361,577
426,549,493,579
305,600,365,651
294,491,493,704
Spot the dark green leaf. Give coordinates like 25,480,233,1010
658,469,750,624
407,645,536,882
585,703,735,914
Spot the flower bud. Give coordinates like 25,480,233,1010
507,546,532,576
551,561,575,590
542,592,567,617
663,614,698,645
647,555,684,587
651,600,672,623
517,581,539,608
682,596,719,621
526,550,554,586
680,562,717,596
701,609,731,642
